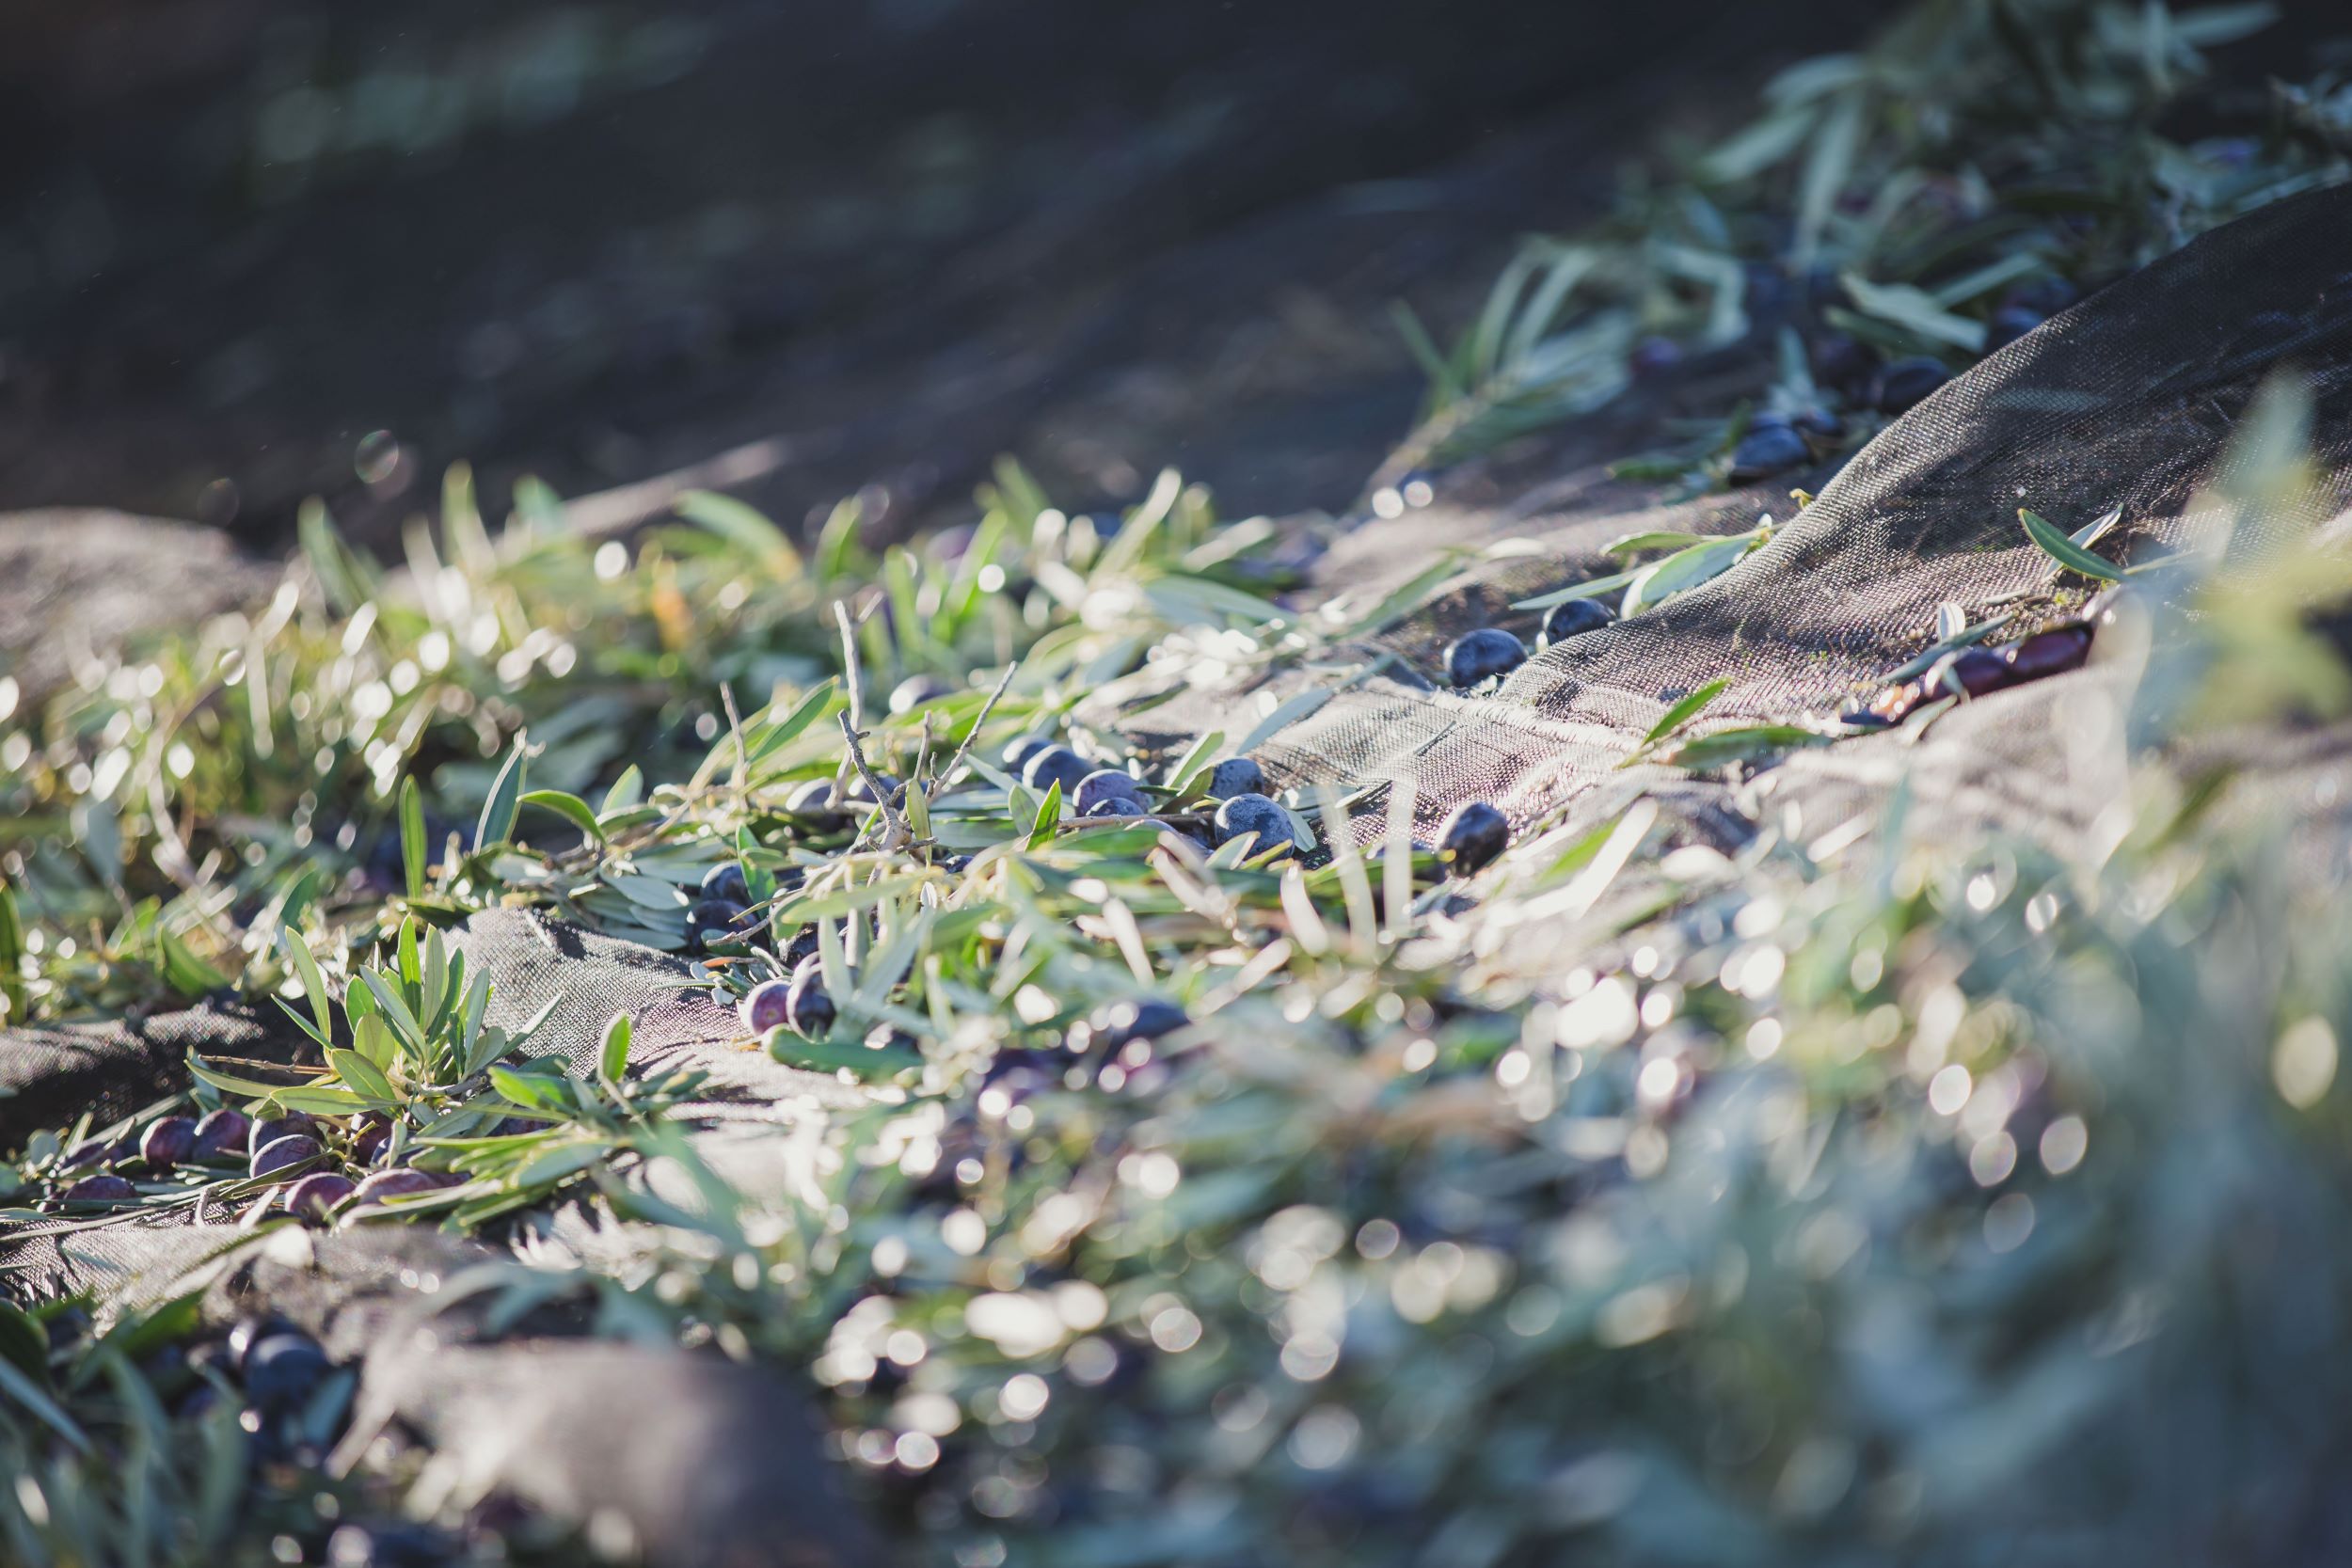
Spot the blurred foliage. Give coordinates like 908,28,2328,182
1391,0,2348,481
4,3,2352,1566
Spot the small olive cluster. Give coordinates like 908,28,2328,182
47,1105,453,1225
1442,594,1624,691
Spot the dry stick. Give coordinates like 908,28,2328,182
838,711,913,851
931,661,1021,795
832,598,867,799
719,681,749,798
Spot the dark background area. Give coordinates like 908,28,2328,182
0,0,1887,549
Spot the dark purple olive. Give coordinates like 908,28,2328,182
699,862,751,905
1201,757,1267,800
1812,331,1879,395
60,1137,110,1171
1985,307,2043,353
1874,356,1951,414
686,898,752,950
250,1134,323,1181
786,958,836,1039
2004,626,2092,682
191,1108,250,1161
1073,769,1146,816
282,1173,357,1223
353,1121,391,1164
1935,646,2011,698
1541,597,1615,647
243,1333,329,1411
1022,745,1092,799
349,1167,454,1208
1437,801,1510,875
248,1113,317,1158
889,675,955,714
138,1117,196,1174
739,978,793,1036
62,1174,137,1203
1444,628,1527,689
1001,736,1054,775
1213,794,1303,856
1729,417,1812,483
1084,799,1132,818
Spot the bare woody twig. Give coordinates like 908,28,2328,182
838,711,913,851
931,661,1021,795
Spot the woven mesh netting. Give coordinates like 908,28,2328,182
1089,183,2352,860
5,183,2352,1565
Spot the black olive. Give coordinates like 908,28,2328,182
1436,801,1510,875
1001,736,1054,774
1073,769,1146,816
1729,418,1812,483
786,958,836,1039
1984,307,2044,353
1212,794,1302,855
1874,357,1951,414
1444,628,1527,689
699,862,750,905
1541,597,1615,647
686,898,753,950
1022,745,1092,799
242,1332,330,1412
1811,331,1879,394
1202,756,1268,799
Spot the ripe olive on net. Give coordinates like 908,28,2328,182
1874,356,1951,414
283,1173,357,1223
739,978,793,1036
1073,769,1146,815
248,1113,317,1157
1022,745,1092,799
140,1116,196,1173
1213,794,1302,856
1729,416,1811,483
1001,736,1054,774
250,1134,323,1180
192,1108,249,1160
1541,597,1615,647
2005,626,2092,681
699,862,750,905
686,898,752,950
1437,801,1510,876
63,1175,136,1202
786,958,836,1038
1444,628,1527,689
1202,757,1267,799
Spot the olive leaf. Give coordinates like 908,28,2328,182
2021,508,2122,581
475,736,530,851
400,776,427,899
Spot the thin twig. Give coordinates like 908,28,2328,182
931,661,1021,794
838,712,913,851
